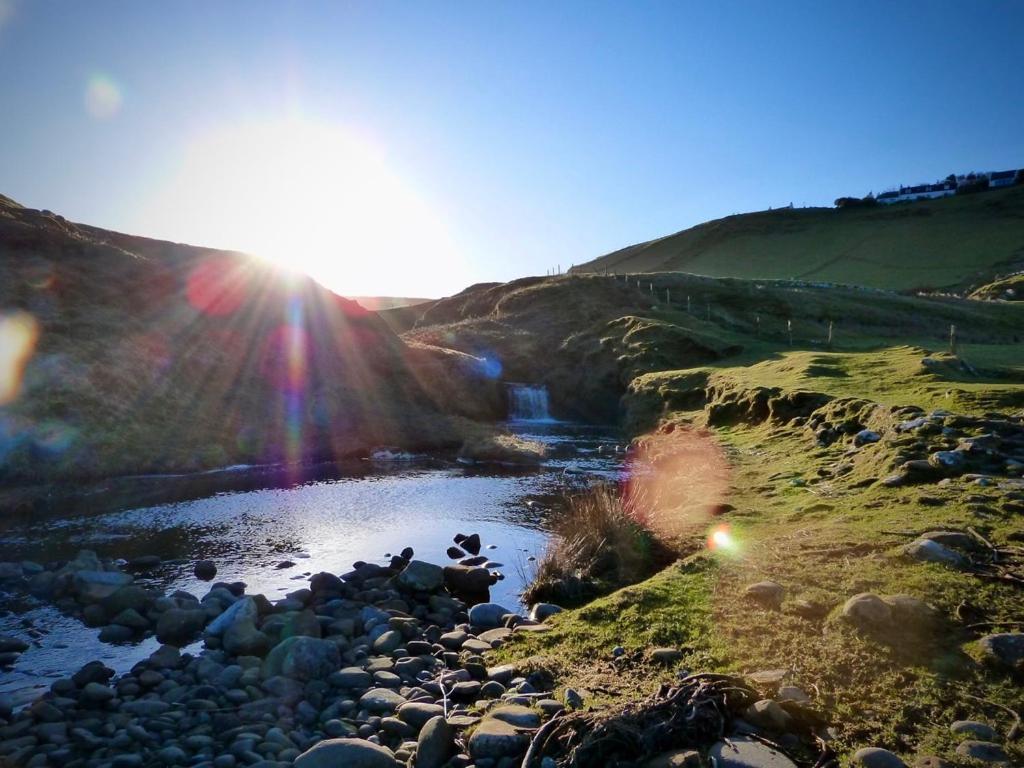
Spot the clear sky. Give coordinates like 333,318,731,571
2,1,1022,297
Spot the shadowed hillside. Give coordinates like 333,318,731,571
388,271,1024,422
0,196,499,487
572,185,1024,292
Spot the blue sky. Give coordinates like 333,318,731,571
2,1,1022,296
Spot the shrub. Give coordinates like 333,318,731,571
522,483,674,606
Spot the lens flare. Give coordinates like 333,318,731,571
84,73,123,119
707,524,738,553
0,312,39,405
621,426,731,539
186,256,249,316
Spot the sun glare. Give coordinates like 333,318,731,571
139,119,460,298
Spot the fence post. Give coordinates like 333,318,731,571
949,324,957,355
687,295,691,314
827,320,834,348
787,319,793,347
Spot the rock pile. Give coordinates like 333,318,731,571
0,538,570,768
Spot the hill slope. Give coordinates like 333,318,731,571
0,196,498,487
572,185,1024,292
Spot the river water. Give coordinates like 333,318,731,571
0,421,623,701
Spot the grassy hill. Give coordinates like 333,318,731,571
572,185,1024,292
400,272,1024,765
0,195,499,491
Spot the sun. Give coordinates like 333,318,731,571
138,118,461,298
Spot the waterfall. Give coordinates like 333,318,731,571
507,383,553,422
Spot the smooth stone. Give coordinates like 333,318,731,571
489,704,541,728
529,603,563,622
194,560,217,581
842,593,892,628
852,747,909,768
904,539,965,568
978,633,1024,672
468,603,512,629
950,720,997,741
468,718,528,759
206,596,257,637
359,687,407,713
397,702,444,729
396,561,444,592
744,581,784,609
293,738,399,768
955,741,1009,763
155,608,207,645
74,571,133,601
416,715,454,768
708,737,797,768
333,667,373,688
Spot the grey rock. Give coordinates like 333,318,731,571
0,634,29,653
468,602,512,629
99,624,136,643
744,699,791,731
74,570,133,602
397,701,444,729
842,593,892,628
396,560,444,592
529,603,563,622
852,748,908,768
904,538,965,568
294,738,399,768
194,560,217,580
416,715,454,768
489,704,541,728
155,608,207,645
263,636,340,681
978,632,1024,672
707,736,798,767
950,720,997,741
468,717,528,759
206,596,257,637
80,681,115,705
955,740,1009,763
359,687,407,713
332,667,373,688
744,581,784,609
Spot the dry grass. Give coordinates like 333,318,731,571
523,484,674,606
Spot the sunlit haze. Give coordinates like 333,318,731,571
2,2,1023,297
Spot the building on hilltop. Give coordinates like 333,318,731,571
875,168,1022,204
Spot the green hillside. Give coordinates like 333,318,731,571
573,185,1024,292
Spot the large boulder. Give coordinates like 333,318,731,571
842,593,892,629
155,608,207,645
294,738,399,768
396,560,444,592
264,636,340,681
74,571,133,602
206,596,258,637
223,619,270,656
443,565,493,600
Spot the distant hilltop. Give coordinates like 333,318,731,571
571,183,1024,293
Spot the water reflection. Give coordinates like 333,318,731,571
0,422,622,698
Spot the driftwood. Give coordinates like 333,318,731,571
519,673,823,768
